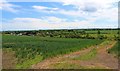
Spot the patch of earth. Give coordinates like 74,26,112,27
2,48,17,69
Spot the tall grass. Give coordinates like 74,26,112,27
108,41,119,57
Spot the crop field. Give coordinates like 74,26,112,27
2,34,104,68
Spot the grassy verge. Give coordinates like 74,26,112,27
73,48,97,60
16,55,43,69
108,41,119,57
50,62,106,69
99,40,110,46
50,62,84,69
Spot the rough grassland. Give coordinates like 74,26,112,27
73,48,97,60
108,41,119,57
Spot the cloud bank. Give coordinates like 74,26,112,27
1,0,119,31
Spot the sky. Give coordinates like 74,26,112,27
0,0,119,31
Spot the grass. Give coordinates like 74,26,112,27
73,48,97,60
50,62,106,69
108,41,119,57
100,40,110,46
16,55,43,69
2,34,103,68
50,62,84,69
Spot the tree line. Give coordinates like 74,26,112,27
2,29,120,40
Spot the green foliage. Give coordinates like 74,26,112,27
3,29,119,39
97,30,100,34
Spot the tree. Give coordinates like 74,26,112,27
97,30,100,34
97,30,101,39
50,34,53,37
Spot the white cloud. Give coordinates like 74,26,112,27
44,16,66,23
0,1,20,12
59,0,118,8
3,16,117,31
32,0,118,23
2,17,93,31
33,6,49,10
0,6,2,9
60,0,118,21
33,5,59,12
1,0,118,30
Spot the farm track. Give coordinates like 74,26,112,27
32,45,94,69
32,41,118,69
0,49,2,69
2,49,17,69
94,41,118,69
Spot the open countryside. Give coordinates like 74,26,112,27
2,29,119,69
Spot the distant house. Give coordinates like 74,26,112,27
22,32,27,35
46,32,49,34
27,34,34,36
17,33,22,36
10,33,16,35
10,33,13,35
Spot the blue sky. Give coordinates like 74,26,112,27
1,0,119,31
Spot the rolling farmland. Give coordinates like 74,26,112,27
2,34,103,68
2,29,119,69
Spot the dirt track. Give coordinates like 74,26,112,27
2,49,16,69
32,41,118,69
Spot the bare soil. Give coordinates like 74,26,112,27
2,48,17,69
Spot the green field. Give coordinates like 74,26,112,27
2,29,119,69
2,34,104,68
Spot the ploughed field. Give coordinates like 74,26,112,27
2,35,104,69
